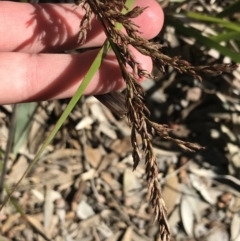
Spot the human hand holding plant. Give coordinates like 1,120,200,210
0,0,171,237
0,0,164,104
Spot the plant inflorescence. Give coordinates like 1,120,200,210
76,0,238,240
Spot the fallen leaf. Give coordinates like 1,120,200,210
162,165,180,215
77,200,95,220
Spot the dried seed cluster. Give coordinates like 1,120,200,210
76,0,238,240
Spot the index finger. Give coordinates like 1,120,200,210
0,0,164,53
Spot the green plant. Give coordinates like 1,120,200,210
165,0,240,62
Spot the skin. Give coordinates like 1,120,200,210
0,0,164,104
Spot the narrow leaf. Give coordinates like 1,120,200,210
210,31,240,42
13,103,36,155
166,16,240,63
185,12,240,32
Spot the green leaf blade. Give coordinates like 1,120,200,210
166,16,240,63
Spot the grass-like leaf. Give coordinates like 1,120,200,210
210,31,240,42
13,103,37,156
185,11,240,32
166,16,240,63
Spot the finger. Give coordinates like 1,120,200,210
0,0,164,53
0,47,152,104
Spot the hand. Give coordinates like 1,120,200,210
0,0,164,104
